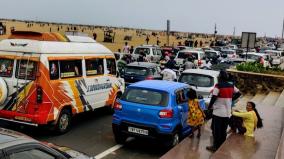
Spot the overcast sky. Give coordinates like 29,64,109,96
1,0,284,37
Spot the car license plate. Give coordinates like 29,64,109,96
128,127,148,135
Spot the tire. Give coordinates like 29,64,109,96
165,132,180,148
112,124,127,144
0,78,8,105
55,109,71,134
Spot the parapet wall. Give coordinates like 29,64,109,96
227,69,284,94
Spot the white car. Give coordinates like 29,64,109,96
240,52,272,67
175,50,206,67
132,45,162,62
264,50,284,65
178,69,219,105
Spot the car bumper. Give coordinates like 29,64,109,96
112,122,175,141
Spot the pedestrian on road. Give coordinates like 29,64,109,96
206,70,241,152
187,88,206,138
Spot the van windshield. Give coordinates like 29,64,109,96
0,59,14,77
122,88,168,106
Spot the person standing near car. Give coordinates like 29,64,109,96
184,57,196,70
206,70,241,152
123,42,130,53
187,88,206,138
160,65,177,81
166,56,177,70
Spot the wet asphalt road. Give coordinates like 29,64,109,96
0,107,169,159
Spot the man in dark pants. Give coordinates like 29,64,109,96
206,70,241,152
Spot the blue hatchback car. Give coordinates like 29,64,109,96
112,80,192,147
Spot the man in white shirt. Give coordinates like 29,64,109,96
161,67,177,81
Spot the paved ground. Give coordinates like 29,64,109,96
0,107,169,159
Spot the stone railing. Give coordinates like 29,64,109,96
227,69,284,94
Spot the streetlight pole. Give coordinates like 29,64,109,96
281,18,284,43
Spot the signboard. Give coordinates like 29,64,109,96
241,32,256,48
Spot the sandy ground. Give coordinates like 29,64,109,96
0,19,215,52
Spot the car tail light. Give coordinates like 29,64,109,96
159,109,173,118
198,60,202,66
146,75,154,80
113,100,122,110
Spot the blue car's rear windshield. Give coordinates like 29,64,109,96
121,88,169,106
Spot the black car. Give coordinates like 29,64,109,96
122,62,162,86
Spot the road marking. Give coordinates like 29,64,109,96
94,144,123,159
94,137,134,159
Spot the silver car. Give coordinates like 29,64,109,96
0,128,93,159
178,69,219,105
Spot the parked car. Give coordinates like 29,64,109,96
220,49,237,58
0,32,125,134
122,62,162,86
0,128,93,159
239,52,272,67
264,50,284,66
112,80,192,147
179,69,219,105
132,45,162,62
204,50,221,60
175,50,206,67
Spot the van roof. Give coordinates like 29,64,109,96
0,38,112,54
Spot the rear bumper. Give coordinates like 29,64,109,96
112,122,174,141
0,110,49,125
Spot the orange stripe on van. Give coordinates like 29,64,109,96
15,57,39,61
0,55,16,60
105,56,115,59
48,56,83,60
84,56,106,59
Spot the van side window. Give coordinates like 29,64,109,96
85,59,104,76
0,58,14,77
49,61,59,80
16,60,37,80
60,60,82,78
106,59,116,75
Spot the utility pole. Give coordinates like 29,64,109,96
214,23,217,45
233,27,236,37
281,18,284,43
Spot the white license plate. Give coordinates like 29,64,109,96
128,127,149,135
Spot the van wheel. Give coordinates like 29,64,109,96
56,109,71,134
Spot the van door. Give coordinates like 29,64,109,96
105,58,120,105
84,57,107,109
13,53,39,113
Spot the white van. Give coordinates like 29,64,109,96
0,31,125,133
175,50,206,67
132,45,162,62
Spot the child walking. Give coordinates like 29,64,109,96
187,88,206,138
